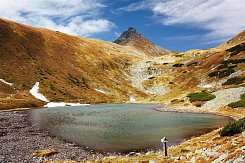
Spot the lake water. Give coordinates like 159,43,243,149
30,104,233,153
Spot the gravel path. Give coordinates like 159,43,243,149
0,111,109,163
201,87,245,110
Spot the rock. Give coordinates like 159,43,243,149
233,157,245,163
212,153,228,163
113,27,138,45
180,156,186,160
191,156,196,163
128,152,136,157
186,152,193,159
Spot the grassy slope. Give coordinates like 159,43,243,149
0,18,148,109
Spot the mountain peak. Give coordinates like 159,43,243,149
128,27,136,32
113,27,140,45
113,27,171,56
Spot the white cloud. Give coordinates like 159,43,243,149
119,0,245,41
0,0,114,36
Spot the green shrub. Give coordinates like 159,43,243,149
217,68,235,78
209,68,235,78
228,99,245,108
148,76,155,79
228,65,238,69
228,93,245,108
173,54,184,57
208,71,220,77
171,99,178,103
222,59,245,65
187,91,216,102
173,63,184,67
226,43,245,56
240,93,245,99
217,64,228,70
187,62,199,66
222,77,245,85
219,117,245,136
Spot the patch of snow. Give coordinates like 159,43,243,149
130,97,136,102
95,88,111,94
44,102,90,108
198,84,214,88
29,82,50,102
0,79,13,86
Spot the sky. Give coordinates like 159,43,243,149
0,0,244,52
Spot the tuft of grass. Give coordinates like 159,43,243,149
220,117,245,136
32,150,57,157
187,91,216,102
228,93,245,108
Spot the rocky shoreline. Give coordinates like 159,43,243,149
0,106,239,163
154,105,237,120
0,109,165,162
0,110,109,163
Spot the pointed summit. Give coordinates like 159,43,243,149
114,27,139,45
128,27,136,32
114,27,171,56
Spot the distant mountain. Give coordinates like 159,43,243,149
114,27,171,56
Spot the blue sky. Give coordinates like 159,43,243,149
0,0,244,52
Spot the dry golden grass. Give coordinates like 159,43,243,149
32,150,57,157
0,18,150,110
